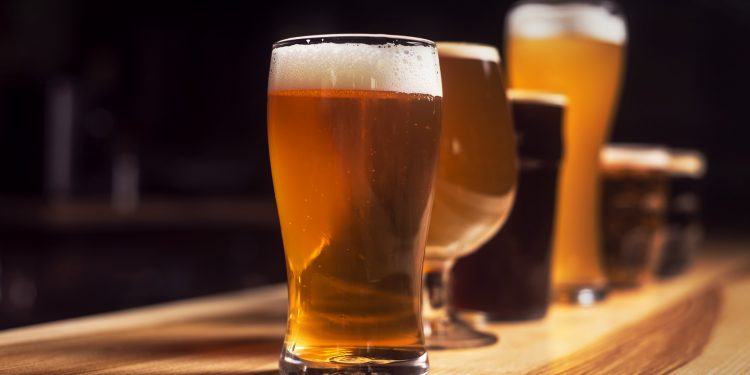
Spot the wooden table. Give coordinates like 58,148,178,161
1,239,749,374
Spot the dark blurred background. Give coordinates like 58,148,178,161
0,0,748,329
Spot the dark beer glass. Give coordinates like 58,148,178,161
600,145,670,288
451,90,565,320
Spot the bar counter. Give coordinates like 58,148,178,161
1,238,748,374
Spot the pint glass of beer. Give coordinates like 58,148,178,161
506,0,628,304
422,42,517,349
268,34,443,374
451,90,565,321
600,145,671,288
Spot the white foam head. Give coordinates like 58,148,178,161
668,149,706,178
507,3,627,45
436,42,500,63
269,34,442,96
507,89,568,107
601,144,671,172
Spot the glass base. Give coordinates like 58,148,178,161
605,268,650,289
607,278,647,289
279,347,428,375
424,316,498,350
554,284,609,305
457,307,548,323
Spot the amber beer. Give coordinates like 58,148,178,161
600,145,671,288
419,43,516,349
426,43,517,263
268,35,442,374
506,2,627,301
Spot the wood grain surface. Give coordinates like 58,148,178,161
0,241,748,374
528,286,721,374
672,273,750,374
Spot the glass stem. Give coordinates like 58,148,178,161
422,259,455,327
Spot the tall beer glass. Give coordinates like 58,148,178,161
506,0,628,303
268,34,443,374
423,42,517,349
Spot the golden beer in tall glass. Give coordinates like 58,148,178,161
268,35,442,374
506,2,627,302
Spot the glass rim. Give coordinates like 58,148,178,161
273,34,436,49
436,41,501,63
601,144,672,171
508,0,625,17
507,89,568,106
